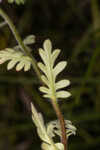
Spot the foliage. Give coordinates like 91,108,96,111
38,39,71,100
46,120,76,139
0,48,32,71
0,0,100,150
8,0,25,5
0,35,35,71
0,33,76,149
31,103,76,150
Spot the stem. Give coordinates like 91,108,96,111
0,8,41,82
51,99,67,150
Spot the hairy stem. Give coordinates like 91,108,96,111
51,99,67,150
0,8,41,82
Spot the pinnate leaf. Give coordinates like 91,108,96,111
47,120,76,139
55,80,70,90
53,61,67,79
56,91,71,98
0,48,32,71
51,49,61,67
38,39,71,100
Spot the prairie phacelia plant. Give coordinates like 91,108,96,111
0,5,76,150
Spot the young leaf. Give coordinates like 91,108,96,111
14,34,35,51
31,102,76,150
46,120,77,139
42,142,64,150
55,80,70,90
53,61,67,79
38,39,71,100
23,35,35,45
56,91,71,98
31,103,59,150
0,48,32,71
51,49,61,67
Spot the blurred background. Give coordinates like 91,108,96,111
0,0,100,150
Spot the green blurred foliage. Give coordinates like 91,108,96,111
0,0,100,150
8,0,25,5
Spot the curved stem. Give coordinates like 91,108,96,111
0,8,41,82
51,99,67,150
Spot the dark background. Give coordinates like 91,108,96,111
0,0,100,150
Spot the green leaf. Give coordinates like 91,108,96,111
31,103,59,150
7,59,18,70
55,143,64,150
41,75,49,86
56,91,71,98
43,94,51,98
31,102,76,149
0,58,7,64
24,61,31,71
53,61,67,78
43,39,52,55
23,35,35,45
0,48,32,71
39,86,50,94
39,48,48,65
14,34,35,51
41,142,64,150
38,62,47,75
55,80,70,90
51,49,61,67
47,120,76,139
38,39,71,101
16,61,25,71
31,103,49,143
